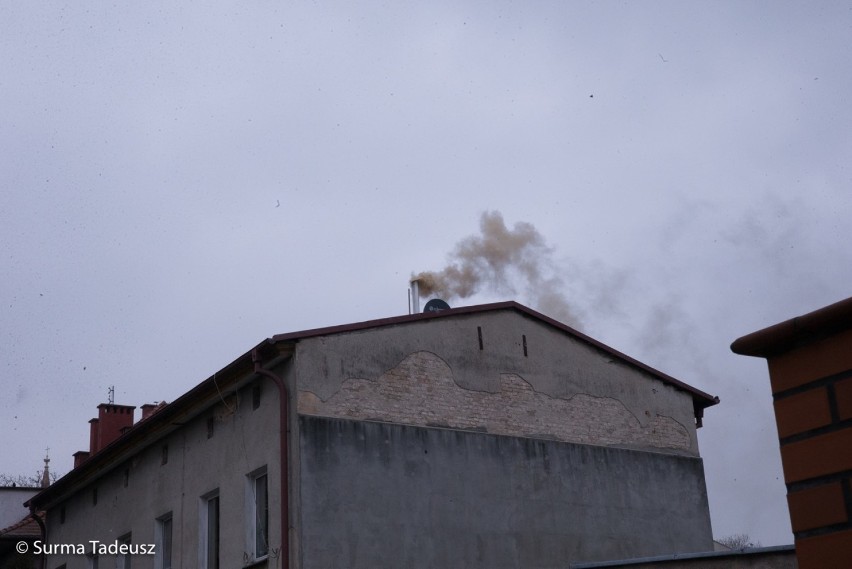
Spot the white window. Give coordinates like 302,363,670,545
155,513,173,569
200,491,219,569
246,467,269,560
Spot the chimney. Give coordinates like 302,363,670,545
410,279,421,314
73,451,90,469
91,403,136,454
89,418,100,454
141,403,158,421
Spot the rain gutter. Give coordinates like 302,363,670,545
251,346,291,569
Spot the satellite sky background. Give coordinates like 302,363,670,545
3,1,852,546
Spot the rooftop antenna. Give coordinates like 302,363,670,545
108,385,115,404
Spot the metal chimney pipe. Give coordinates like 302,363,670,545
410,279,421,314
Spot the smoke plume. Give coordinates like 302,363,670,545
413,211,581,325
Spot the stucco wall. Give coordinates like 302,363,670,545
0,487,39,529
298,416,714,569
43,378,281,569
296,310,699,455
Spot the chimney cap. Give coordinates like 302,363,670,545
97,403,136,411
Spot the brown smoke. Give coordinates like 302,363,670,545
413,211,581,325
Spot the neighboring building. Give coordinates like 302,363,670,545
0,486,40,533
29,301,719,569
732,296,852,569
570,545,797,569
0,512,43,569
1,457,51,569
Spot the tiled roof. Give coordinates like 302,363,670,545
0,512,42,539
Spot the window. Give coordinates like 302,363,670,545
156,513,173,569
116,533,131,569
246,468,269,560
200,491,219,569
161,444,168,465
123,468,130,488
87,554,99,569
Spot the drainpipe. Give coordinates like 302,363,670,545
29,508,46,569
251,348,290,569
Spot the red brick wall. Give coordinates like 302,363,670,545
93,404,135,453
766,331,852,569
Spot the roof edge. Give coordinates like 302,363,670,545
27,339,293,511
731,296,852,357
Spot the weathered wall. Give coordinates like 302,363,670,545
43,378,282,569
295,309,699,455
298,416,714,569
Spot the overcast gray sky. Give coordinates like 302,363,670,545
3,1,851,546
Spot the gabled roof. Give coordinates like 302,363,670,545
28,301,718,511
271,301,719,409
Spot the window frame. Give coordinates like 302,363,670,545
155,512,173,569
245,467,269,562
199,490,220,569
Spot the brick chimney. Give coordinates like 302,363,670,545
140,403,161,421
73,403,136,468
732,296,852,569
93,404,135,453
73,451,90,468
89,418,99,455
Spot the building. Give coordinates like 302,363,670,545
1,486,43,569
1,457,51,569
732,296,852,569
28,301,719,568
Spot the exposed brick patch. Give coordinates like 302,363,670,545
795,528,852,569
774,388,832,438
298,351,691,452
781,428,852,483
787,482,847,532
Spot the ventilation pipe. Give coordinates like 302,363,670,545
410,279,421,314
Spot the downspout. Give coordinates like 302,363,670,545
251,348,290,569
29,508,46,569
